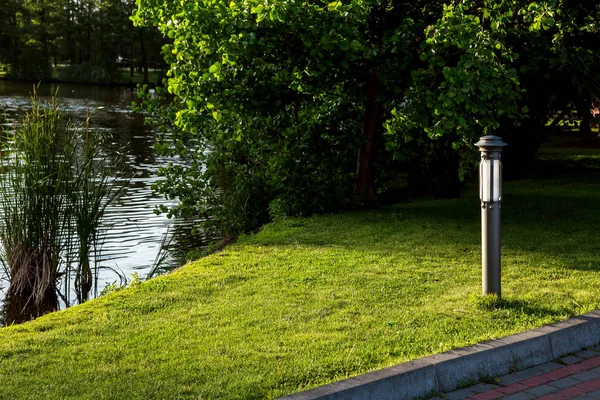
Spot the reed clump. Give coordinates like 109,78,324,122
0,91,122,325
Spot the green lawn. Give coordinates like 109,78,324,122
1,138,599,399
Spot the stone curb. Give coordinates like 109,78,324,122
280,310,600,400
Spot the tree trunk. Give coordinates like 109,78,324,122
9,10,17,68
66,0,75,63
579,110,594,137
40,7,48,62
77,21,83,64
354,70,381,205
85,2,92,62
140,31,148,84
130,46,134,77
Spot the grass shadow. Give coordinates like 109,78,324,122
473,295,575,318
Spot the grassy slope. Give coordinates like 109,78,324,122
1,141,599,399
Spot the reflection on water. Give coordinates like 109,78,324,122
0,80,207,301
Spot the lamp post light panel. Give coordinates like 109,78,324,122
480,157,502,203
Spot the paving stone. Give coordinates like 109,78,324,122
523,384,560,397
577,377,600,391
445,388,476,400
563,363,589,374
547,376,581,389
500,392,536,400
498,368,546,385
469,383,500,394
498,382,528,395
519,375,552,387
469,390,503,400
541,368,573,381
570,370,600,383
559,355,584,365
535,362,565,373
536,394,562,400
575,349,600,359
572,389,600,399
581,356,600,368
555,385,588,398
591,366,600,374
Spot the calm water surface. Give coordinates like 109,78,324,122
0,80,205,301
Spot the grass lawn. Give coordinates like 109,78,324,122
0,137,599,399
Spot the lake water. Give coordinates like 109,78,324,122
0,80,206,302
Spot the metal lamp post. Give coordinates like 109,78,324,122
475,135,507,297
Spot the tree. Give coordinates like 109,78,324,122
0,0,166,84
133,0,600,234
0,0,23,69
386,0,600,179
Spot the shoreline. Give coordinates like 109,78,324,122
0,76,161,89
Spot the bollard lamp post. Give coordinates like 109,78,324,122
475,135,507,298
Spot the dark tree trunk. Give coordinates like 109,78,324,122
66,0,75,63
140,31,148,84
580,112,593,137
9,12,18,68
85,2,92,63
40,7,48,62
77,25,83,64
548,110,567,131
354,70,381,205
130,46,134,77
86,27,91,62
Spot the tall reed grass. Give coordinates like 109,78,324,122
0,91,122,324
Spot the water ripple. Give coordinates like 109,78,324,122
0,81,207,302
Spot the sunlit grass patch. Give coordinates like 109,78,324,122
0,138,598,398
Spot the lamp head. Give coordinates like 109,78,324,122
475,136,507,152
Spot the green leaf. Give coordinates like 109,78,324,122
209,62,222,74
327,1,342,10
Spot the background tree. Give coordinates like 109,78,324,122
386,0,600,179
0,0,24,71
0,0,166,84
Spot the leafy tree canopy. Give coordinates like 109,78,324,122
133,0,600,235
